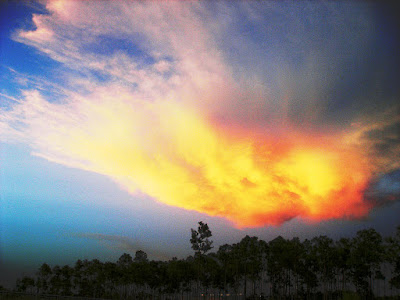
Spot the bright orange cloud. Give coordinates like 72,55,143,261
1,87,378,228
2,0,398,228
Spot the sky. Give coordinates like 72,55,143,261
1,0,400,288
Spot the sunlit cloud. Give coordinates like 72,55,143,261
1,85,395,227
1,0,399,227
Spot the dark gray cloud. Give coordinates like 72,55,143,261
365,169,400,206
195,1,400,135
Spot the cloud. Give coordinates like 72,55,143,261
1,85,388,227
364,169,400,207
71,233,171,261
1,1,399,227
344,109,400,173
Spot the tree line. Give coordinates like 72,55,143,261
11,223,400,299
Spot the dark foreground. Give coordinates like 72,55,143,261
1,290,400,300
3,223,400,299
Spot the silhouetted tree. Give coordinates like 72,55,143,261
336,237,352,294
350,228,384,297
102,261,118,298
13,225,400,299
16,276,35,293
298,239,318,297
235,235,264,298
191,221,213,256
191,221,213,298
311,235,336,299
134,250,148,263
267,236,287,297
387,226,400,290
285,237,305,298
133,251,151,297
36,263,52,294
217,243,236,297
117,253,132,297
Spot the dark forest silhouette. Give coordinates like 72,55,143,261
5,223,400,299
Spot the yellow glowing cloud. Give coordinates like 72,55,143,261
1,86,379,227
2,0,398,228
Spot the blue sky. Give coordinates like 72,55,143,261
1,0,399,288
